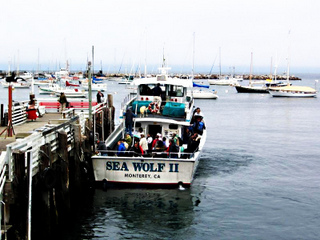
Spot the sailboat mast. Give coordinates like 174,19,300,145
219,47,221,78
249,52,253,86
269,57,273,80
286,30,291,86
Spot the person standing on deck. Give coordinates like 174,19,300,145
139,134,148,153
152,83,162,113
123,107,136,136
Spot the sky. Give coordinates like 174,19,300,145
1,0,320,75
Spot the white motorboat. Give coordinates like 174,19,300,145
92,67,207,188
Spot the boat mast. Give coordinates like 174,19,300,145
269,57,273,80
286,30,291,86
219,47,221,78
249,52,253,86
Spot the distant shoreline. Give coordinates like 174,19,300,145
0,71,302,81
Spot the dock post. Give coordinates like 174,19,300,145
55,130,70,223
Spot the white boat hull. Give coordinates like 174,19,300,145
54,91,86,98
269,91,317,97
82,83,107,91
193,90,218,99
208,78,241,86
1,82,30,88
92,154,200,186
269,86,317,98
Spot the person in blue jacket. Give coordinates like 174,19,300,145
192,115,206,135
117,140,126,156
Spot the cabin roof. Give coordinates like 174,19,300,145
131,76,193,88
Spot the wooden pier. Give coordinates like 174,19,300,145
0,96,115,239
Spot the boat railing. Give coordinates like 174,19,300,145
95,149,195,159
121,92,137,111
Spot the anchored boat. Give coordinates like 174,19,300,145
92,67,207,188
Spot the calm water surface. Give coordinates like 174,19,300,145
1,74,320,239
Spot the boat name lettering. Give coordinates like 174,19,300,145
106,161,178,172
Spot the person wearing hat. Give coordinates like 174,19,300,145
96,90,104,103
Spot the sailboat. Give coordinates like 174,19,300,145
208,48,243,86
269,40,317,97
192,82,218,99
235,52,269,93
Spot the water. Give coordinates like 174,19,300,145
2,75,320,239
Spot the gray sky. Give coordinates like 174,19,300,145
1,0,320,74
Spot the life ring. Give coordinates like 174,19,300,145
148,102,160,113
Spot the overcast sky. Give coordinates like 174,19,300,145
1,0,320,74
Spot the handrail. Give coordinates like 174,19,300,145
95,149,195,159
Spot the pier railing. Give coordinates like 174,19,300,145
12,101,28,126
5,115,78,181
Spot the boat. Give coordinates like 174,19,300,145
208,75,242,86
208,49,242,86
118,75,134,84
269,44,317,98
268,85,317,97
17,71,33,80
33,78,55,86
1,78,31,88
54,88,87,98
39,83,87,98
38,83,62,94
82,82,107,91
235,53,270,93
192,89,218,99
91,66,207,188
81,78,107,91
235,84,269,93
192,82,218,99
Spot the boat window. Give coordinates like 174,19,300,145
169,124,178,130
168,85,184,97
139,84,152,95
157,75,167,81
135,122,141,128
